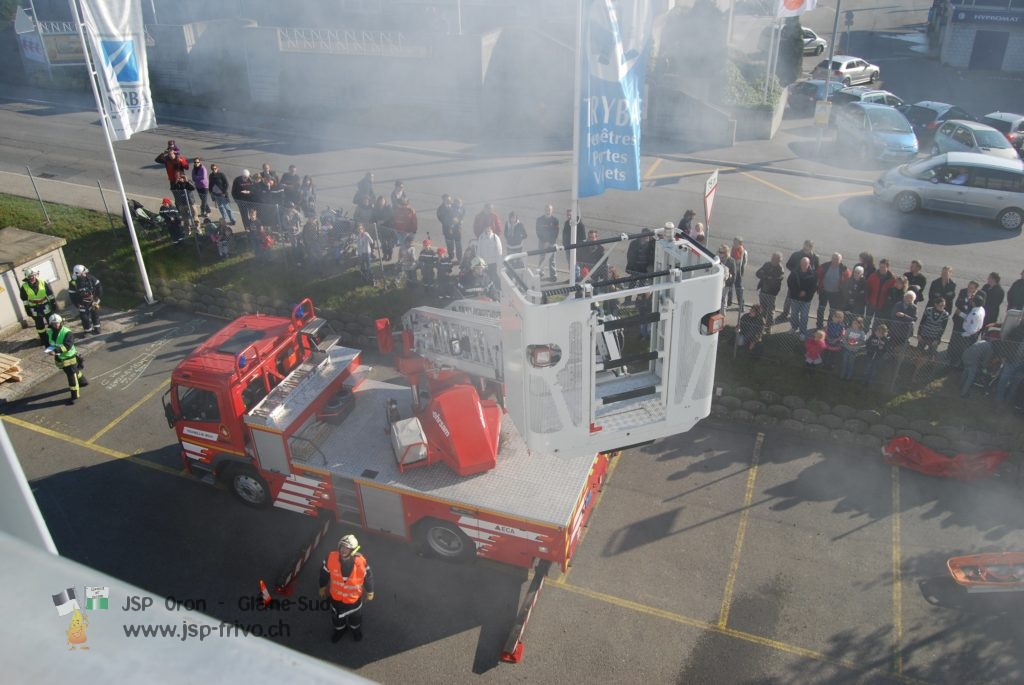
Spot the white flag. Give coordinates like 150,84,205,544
78,0,157,140
777,0,817,18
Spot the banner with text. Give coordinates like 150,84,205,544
78,0,156,140
578,0,655,198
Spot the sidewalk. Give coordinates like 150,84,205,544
0,305,162,405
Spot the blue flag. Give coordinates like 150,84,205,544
578,0,655,198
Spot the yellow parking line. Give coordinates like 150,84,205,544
807,189,873,201
643,157,663,179
1,415,184,478
742,171,804,199
741,171,872,201
554,581,934,685
891,466,903,675
718,432,763,628
88,378,170,443
646,166,736,182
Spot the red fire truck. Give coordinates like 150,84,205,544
164,233,724,659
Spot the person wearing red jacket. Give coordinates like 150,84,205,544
473,203,502,238
865,258,896,328
155,146,188,187
815,252,849,329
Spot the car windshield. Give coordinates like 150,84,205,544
981,117,1012,134
903,106,938,125
900,158,941,179
868,109,911,132
974,129,1011,148
793,82,816,96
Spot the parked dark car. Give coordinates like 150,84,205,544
897,101,974,146
788,79,846,116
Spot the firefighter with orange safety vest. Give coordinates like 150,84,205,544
319,534,374,643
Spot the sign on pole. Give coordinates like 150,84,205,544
704,169,719,232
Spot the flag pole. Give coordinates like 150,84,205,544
69,0,155,304
569,0,584,288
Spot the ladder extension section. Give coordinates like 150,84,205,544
402,303,504,382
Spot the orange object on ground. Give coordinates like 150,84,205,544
882,436,1008,481
948,552,1024,593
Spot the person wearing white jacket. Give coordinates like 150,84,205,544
474,224,504,284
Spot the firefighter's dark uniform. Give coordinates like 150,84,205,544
21,276,56,347
46,322,88,404
319,550,374,642
69,272,104,333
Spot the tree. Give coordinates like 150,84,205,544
775,17,804,86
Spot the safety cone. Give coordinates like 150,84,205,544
259,579,273,607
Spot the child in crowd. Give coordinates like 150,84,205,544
862,323,890,386
840,317,867,380
399,235,418,286
804,329,827,374
824,309,846,369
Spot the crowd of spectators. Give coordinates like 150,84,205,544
142,148,1024,407
728,236,1024,405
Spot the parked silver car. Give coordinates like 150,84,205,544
834,103,918,163
811,55,880,86
802,28,827,56
873,152,1024,230
931,120,1020,159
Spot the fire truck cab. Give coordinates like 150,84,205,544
162,299,337,499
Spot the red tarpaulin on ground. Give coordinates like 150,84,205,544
882,436,1009,481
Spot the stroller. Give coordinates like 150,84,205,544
125,199,167,240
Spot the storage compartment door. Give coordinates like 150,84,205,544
358,485,406,536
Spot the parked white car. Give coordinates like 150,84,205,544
802,28,827,56
812,55,880,86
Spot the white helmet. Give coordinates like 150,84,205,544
24,266,40,278
73,264,87,277
338,534,359,551
48,313,63,327
471,256,487,268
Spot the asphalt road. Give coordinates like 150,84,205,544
1,13,1022,295
5,306,1024,684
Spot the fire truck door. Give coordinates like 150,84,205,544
358,485,406,536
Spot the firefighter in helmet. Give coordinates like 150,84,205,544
45,313,89,405
319,534,374,643
68,265,104,334
20,266,57,347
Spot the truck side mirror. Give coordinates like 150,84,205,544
162,390,178,429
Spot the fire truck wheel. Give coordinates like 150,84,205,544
227,465,271,508
416,519,475,562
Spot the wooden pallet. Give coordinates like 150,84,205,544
0,352,23,383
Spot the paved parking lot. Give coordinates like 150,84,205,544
5,307,1023,683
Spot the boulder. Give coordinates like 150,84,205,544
816,414,843,430
793,408,816,423
857,409,882,425
782,395,806,410
735,386,757,401
831,404,856,420
742,400,766,414
869,424,895,440
767,405,792,419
